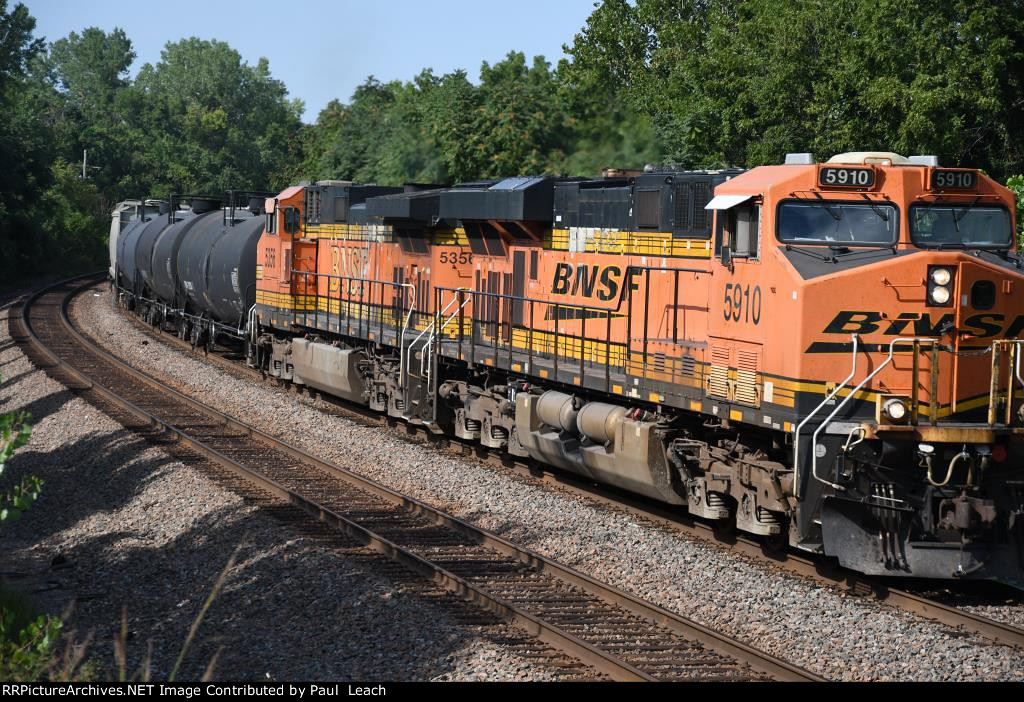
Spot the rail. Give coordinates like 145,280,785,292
17,276,823,683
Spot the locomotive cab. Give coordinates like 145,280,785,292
710,151,1024,584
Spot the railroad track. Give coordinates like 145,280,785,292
14,275,822,682
104,280,1024,651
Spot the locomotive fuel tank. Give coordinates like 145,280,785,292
516,391,686,505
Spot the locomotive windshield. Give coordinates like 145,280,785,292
910,205,1012,249
777,201,898,246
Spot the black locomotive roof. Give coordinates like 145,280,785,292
439,176,563,222
366,188,447,224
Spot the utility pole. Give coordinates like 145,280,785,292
80,149,100,180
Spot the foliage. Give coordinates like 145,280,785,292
0,606,62,681
42,27,137,201
0,0,53,283
0,367,53,683
566,0,1024,178
3,0,1024,283
300,51,661,184
0,2,306,287
0,372,37,523
132,38,303,196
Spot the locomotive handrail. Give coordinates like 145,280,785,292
396,282,416,384
422,289,473,383
1016,343,1023,389
289,269,418,342
402,288,469,394
806,336,938,495
988,339,1024,426
793,334,858,499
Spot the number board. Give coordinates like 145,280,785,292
818,167,875,189
930,169,977,191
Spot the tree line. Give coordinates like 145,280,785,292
2,0,1024,285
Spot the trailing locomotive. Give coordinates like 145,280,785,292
112,152,1024,588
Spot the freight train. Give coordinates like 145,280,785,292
111,152,1024,588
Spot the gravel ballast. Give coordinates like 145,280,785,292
0,296,575,681
71,288,1024,681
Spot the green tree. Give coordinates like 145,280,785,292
305,78,401,183
467,52,572,178
567,0,1024,177
43,28,137,201
302,52,611,185
555,56,661,175
0,1,53,281
132,38,303,196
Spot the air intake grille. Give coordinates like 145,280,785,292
674,183,690,230
734,349,761,407
707,345,731,399
692,182,710,230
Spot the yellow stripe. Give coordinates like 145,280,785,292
547,228,713,258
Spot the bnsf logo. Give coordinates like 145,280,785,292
551,263,636,301
824,310,1024,339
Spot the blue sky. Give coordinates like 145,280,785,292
26,0,599,122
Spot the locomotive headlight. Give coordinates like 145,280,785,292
931,267,952,286
883,398,908,422
930,285,951,305
927,266,955,307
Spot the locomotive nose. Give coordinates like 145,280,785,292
954,260,1023,342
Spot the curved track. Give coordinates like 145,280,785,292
13,275,822,682
112,280,1024,650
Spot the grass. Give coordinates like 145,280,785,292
0,546,240,682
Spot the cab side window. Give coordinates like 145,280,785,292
726,204,760,260
283,207,300,235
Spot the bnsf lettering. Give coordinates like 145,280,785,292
329,245,370,293
962,314,1004,339
823,311,884,335
550,263,636,302
823,310,1024,339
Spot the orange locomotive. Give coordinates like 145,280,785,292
245,152,1023,586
